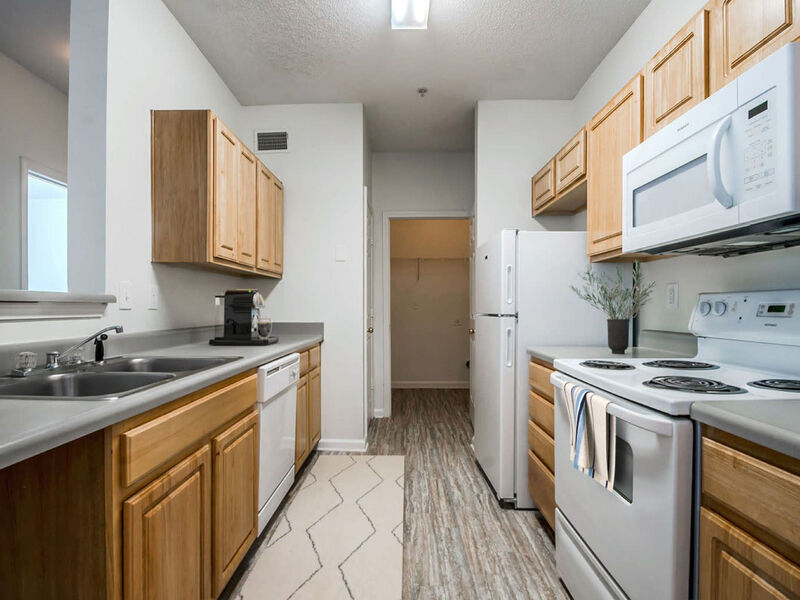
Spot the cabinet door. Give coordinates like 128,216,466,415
255,163,275,273
586,75,643,260
236,147,257,267
555,129,587,195
309,366,321,447
213,118,239,262
295,374,309,471
644,10,709,138
710,0,800,93
272,179,284,275
531,159,556,215
212,410,259,596
699,508,800,600
123,445,211,600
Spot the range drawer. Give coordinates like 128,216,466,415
529,361,555,401
702,437,800,553
528,420,555,473
529,390,554,437
528,450,555,530
120,373,258,487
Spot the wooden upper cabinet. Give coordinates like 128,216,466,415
272,178,284,275
151,109,284,278
586,75,643,261
644,10,709,138
123,445,211,600
256,163,275,273
212,410,259,596
709,0,800,93
531,159,556,214
236,146,257,267
555,128,587,195
213,117,239,263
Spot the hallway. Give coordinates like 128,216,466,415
368,389,566,599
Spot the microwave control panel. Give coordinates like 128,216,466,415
741,91,777,196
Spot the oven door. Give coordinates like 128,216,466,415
622,82,740,254
552,372,693,600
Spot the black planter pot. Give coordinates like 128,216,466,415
607,319,630,355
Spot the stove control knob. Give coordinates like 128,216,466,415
699,301,712,316
713,301,728,316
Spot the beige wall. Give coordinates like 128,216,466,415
390,219,470,388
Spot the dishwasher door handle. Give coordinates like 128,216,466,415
607,403,674,437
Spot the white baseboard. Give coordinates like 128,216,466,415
392,381,469,389
316,438,368,453
372,408,386,418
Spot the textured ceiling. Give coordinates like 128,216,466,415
167,0,651,151
0,0,70,94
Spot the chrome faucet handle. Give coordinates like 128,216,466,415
46,351,60,369
10,352,37,377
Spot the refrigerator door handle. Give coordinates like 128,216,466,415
505,264,513,306
505,327,513,367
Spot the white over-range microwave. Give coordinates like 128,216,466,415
622,42,800,257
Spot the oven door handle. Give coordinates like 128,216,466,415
607,403,674,437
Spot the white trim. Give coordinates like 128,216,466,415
392,381,470,389
380,210,473,420
372,408,386,418
316,438,368,453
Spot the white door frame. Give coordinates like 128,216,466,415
379,210,472,418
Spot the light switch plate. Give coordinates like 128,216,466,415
119,280,133,310
666,282,679,311
148,285,159,310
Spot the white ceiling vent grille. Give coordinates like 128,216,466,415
255,130,289,153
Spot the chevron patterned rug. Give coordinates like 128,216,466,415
238,454,405,600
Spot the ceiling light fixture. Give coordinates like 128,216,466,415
391,0,429,30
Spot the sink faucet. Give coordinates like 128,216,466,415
46,325,124,369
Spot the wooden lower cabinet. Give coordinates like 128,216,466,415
528,358,556,530
212,410,259,596
309,366,321,446
295,344,323,472
295,373,310,470
123,445,212,600
699,427,800,599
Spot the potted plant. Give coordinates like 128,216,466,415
571,264,655,354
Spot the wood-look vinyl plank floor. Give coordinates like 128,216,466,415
368,389,568,600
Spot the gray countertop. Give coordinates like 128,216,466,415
0,332,322,470
691,400,800,461
527,345,689,364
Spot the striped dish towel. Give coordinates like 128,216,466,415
562,381,617,490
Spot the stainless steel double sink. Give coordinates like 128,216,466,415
0,356,240,400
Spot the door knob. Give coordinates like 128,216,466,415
367,327,374,333
468,328,475,335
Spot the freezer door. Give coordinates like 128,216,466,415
475,230,516,315
472,315,516,500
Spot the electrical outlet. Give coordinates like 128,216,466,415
119,280,133,310
148,285,159,310
666,283,679,310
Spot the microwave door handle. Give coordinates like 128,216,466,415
707,115,734,209
606,403,674,437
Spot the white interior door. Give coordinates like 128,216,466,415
364,188,375,424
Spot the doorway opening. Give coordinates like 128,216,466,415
386,218,471,404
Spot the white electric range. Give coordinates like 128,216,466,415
550,290,800,600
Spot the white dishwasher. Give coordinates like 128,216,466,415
257,353,299,535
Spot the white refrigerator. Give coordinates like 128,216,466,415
472,229,624,509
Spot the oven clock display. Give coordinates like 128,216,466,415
757,303,794,317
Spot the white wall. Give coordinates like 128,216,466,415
0,52,69,290
370,151,473,416
240,103,367,449
474,100,586,247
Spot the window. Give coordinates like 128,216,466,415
25,169,68,292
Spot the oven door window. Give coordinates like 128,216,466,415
613,436,634,503
632,154,715,227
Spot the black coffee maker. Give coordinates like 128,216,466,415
210,290,278,346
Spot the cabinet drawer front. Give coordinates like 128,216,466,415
309,345,321,371
299,351,310,376
532,160,556,211
529,391,554,437
529,361,555,401
528,450,555,530
528,421,555,473
555,129,587,194
702,437,800,552
121,374,258,488
699,508,800,600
